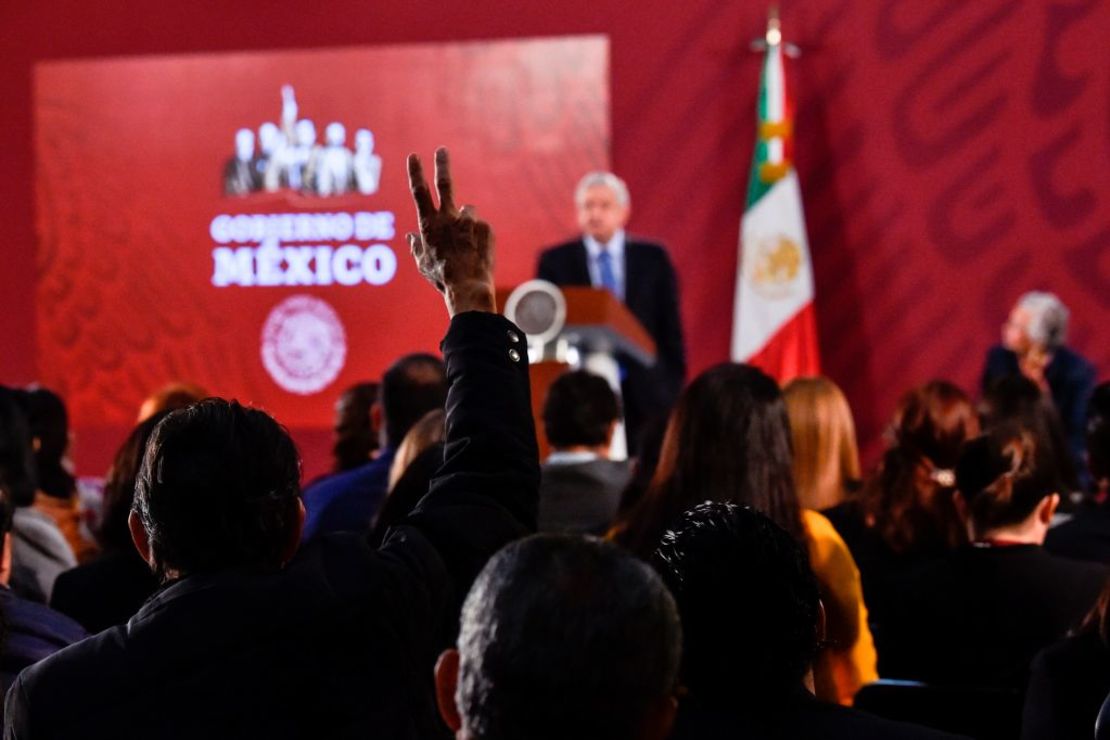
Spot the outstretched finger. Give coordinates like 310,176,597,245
407,232,423,259
407,153,435,224
433,147,456,214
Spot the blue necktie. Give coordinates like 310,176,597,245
597,249,618,297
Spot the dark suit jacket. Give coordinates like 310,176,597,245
49,549,160,634
879,545,1107,691
672,690,967,739
5,313,539,740
537,238,686,439
538,458,630,535
1023,631,1110,740
1046,507,1110,564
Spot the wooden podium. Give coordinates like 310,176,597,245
497,284,657,460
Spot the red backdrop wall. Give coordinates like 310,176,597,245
2,0,1108,477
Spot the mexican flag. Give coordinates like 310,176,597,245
730,19,820,382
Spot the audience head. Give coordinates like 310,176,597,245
138,382,208,423
387,408,445,490
1002,291,1070,355
1090,382,1110,498
437,534,680,740
575,171,630,244
615,362,801,557
654,502,821,707
955,426,1059,541
380,353,447,450
862,380,978,554
331,381,380,473
98,411,171,553
981,374,1078,494
783,376,861,511
542,370,621,453
22,386,74,500
0,387,37,508
131,399,303,582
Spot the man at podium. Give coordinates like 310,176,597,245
537,171,686,450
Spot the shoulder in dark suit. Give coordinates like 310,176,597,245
671,691,969,740
49,550,160,634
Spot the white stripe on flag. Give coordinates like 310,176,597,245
731,169,815,361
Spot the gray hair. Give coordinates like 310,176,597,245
575,171,631,209
456,534,681,740
1016,291,1070,350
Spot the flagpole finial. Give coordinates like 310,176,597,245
766,5,782,47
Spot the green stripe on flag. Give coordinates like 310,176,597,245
746,50,773,207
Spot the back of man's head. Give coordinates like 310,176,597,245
653,502,820,708
133,399,302,581
445,534,681,740
542,370,621,450
381,353,447,449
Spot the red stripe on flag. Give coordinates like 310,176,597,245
744,302,820,384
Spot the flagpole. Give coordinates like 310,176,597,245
750,5,801,58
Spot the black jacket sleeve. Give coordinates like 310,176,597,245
377,311,539,622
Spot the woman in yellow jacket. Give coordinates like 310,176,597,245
610,363,877,705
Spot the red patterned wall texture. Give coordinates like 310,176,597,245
2,0,1108,476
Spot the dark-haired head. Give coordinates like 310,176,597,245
862,380,978,554
612,363,801,558
439,534,681,740
381,354,447,449
955,427,1059,541
981,375,1079,494
654,502,820,707
98,411,172,553
542,370,621,450
22,387,74,500
332,381,380,472
131,399,303,582
0,387,37,508
1087,382,1110,499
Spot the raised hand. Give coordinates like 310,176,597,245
407,147,496,317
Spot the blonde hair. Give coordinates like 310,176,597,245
783,377,861,511
387,408,446,490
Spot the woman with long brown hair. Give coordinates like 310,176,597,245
610,363,877,705
825,381,979,650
